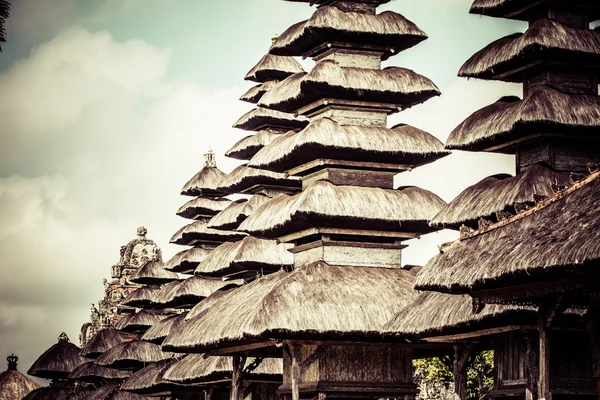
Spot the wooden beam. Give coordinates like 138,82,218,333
285,158,410,177
424,325,532,343
299,346,324,376
207,340,277,356
284,339,449,349
277,227,419,244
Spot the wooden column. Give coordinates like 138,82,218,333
589,291,600,400
524,332,539,400
205,386,214,400
538,306,552,400
231,355,247,400
289,344,302,400
453,344,474,400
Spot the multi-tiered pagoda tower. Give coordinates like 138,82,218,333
165,1,449,400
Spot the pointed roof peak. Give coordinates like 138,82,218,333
204,150,217,168
7,354,18,370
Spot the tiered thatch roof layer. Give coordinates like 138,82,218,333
167,276,241,308
238,181,446,238
163,355,282,384
181,165,228,197
215,165,301,194
0,368,40,400
248,118,449,171
207,194,273,230
258,61,440,113
415,172,600,293
459,19,600,81
22,387,72,400
269,6,426,58
469,0,600,21
163,262,418,353
120,359,190,395
233,107,308,131
68,362,132,381
225,130,280,160
245,54,304,83
115,311,168,333
195,236,293,277
170,220,245,246
430,164,571,229
129,260,178,285
142,313,188,345
95,340,174,369
121,285,162,307
86,381,146,400
445,86,600,152
27,336,88,379
240,81,277,104
176,197,232,220
164,247,213,273
80,328,137,359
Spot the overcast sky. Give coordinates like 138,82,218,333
0,0,527,379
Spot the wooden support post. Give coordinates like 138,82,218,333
453,344,474,400
205,386,214,400
524,332,539,400
589,291,600,400
538,305,552,400
289,344,302,400
231,355,247,400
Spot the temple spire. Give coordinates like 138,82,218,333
204,150,217,168
7,354,17,371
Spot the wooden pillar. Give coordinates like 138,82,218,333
524,332,539,400
205,386,214,400
289,344,302,400
538,306,552,400
589,291,600,400
453,344,474,400
231,355,247,400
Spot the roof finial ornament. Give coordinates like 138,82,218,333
137,226,147,237
204,150,217,168
58,332,70,343
7,354,18,370
271,34,279,44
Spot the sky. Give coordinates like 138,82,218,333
0,0,527,379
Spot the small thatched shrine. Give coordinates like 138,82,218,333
0,354,40,400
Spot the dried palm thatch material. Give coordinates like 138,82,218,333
86,381,147,400
248,118,449,171
181,165,228,197
27,334,88,379
121,285,163,308
459,19,600,81
431,164,571,229
61,388,92,400
233,107,308,132
285,0,391,4
0,360,40,400
446,86,600,152
22,387,72,400
142,313,188,344
240,81,277,104
81,328,137,359
170,220,246,246
186,285,240,320
176,197,232,220
152,281,183,308
114,313,134,330
164,247,213,274
163,355,282,385
384,291,536,337
129,259,178,285
469,0,600,20
245,54,305,83
238,180,446,238
269,6,426,59
117,310,170,334
415,172,600,293
195,236,293,278
215,165,301,195
68,362,132,381
225,130,280,161
207,194,274,230
258,61,440,114
95,340,175,370
163,262,418,353
170,276,243,306
120,358,191,395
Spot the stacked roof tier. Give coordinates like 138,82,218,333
469,0,600,21
27,334,88,381
0,355,40,399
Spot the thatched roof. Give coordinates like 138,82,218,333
445,86,600,152
258,61,440,114
415,171,600,293
207,194,273,230
116,310,169,333
164,247,213,274
240,81,277,104
469,0,600,21
195,236,293,277
384,291,536,337
28,334,88,379
163,262,418,352
170,220,246,246
163,355,282,385
248,118,449,172
120,358,190,395
176,197,232,220
233,107,308,132
245,54,305,83
225,130,280,161
129,260,178,285
459,19,600,81
152,281,183,308
86,381,146,400
285,0,391,4
81,328,137,359
168,276,242,308
95,340,175,370
121,285,162,308
0,368,40,400
22,387,72,400
238,181,446,238
181,165,228,197
431,164,571,229
215,165,301,195
185,285,240,320
141,313,188,344
68,361,132,381
269,6,426,59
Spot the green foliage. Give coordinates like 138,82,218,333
413,356,453,383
